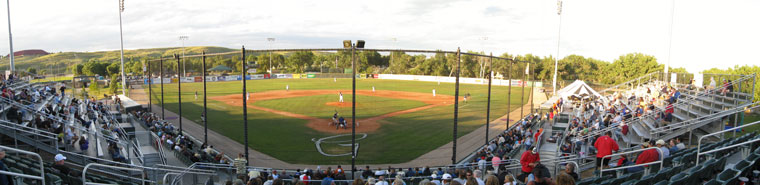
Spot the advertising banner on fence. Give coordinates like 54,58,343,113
171,78,179,83
206,76,217,82
264,74,271,79
180,77,195,83
307,74,316,78
292,74,301,79
194,77,203,82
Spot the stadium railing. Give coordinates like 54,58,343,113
696,119,760,165
599,147,664,178
0,145,46,185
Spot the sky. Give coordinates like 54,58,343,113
0,0,758,73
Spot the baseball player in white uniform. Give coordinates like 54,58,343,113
433,89,436,97
339,92,344,102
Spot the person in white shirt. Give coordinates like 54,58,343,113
375,175,389,185
473,170,485,185
431,174,442,185
433,89,436,97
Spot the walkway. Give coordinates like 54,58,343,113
129,84,546,169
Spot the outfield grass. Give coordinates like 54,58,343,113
31,76,73,83
147,78,529,164
253,94,428,119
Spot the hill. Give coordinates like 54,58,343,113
0,46,237,73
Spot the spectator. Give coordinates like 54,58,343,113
656,139,670,158
594,132,619,171
526,164,553,185
52,154,77,176
442,173,452,185
234,153,248,177
453,170,466,184
564,163,578,181
352,179,365,185
0,149,10,185
362,166,373,179
627,142,660,173
431,174,441,185
321,174,334,185
491,155,501,174
483,175,498,185
668,139,679,154
553,172,574,185
675,138,686,150
392,175,405,185
79,136,89,152
375,175,389,185
472,170,485,185
502,174,516,185
518,146,540,182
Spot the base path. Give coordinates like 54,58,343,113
209,90,460,134
129,85,541,169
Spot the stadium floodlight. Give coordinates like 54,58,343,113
356,40,365,49
343,40,352,49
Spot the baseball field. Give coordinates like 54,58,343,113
147,78,528,164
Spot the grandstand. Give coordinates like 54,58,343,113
1,65,759,185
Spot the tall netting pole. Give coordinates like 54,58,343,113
351,44,356,180
176,54,183,134
148,60,152,113
521,62,526,118
485,53,493,146
241,46,249,166
202,51,208,144
452,47,461,165
507,61,512,129
160,57,165,120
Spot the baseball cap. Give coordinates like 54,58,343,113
431,174,439,179
442,173,452,180
54,154,66,162
656,140,666,146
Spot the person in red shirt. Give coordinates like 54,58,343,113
594,132,619,171
627,141,660,173
518,146,540,183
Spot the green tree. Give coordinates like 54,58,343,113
27,67,37,74
89,80,100,96
106,62,121,77
109,75,119,94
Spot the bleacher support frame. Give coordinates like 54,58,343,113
0,145,46,185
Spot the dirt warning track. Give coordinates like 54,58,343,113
209,90,461,133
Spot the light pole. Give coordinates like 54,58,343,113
552,0,563,95
6,0,14,72
179,36,188,77
267,38,275,74
118,0,126,95
665,0,676,81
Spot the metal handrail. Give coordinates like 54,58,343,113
82,163,148,185
0,145,45,185
599,147,664,177
653,103,759,134
696,119,760,165
696,138,760,165
0,120,57,140
598,72,660,94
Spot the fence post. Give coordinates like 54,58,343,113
160,57,165,120
203,51,208,144
507,61,512,130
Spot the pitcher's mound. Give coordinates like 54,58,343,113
325,102,356,107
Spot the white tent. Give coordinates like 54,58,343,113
558,80,602,99
540,80,603,109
